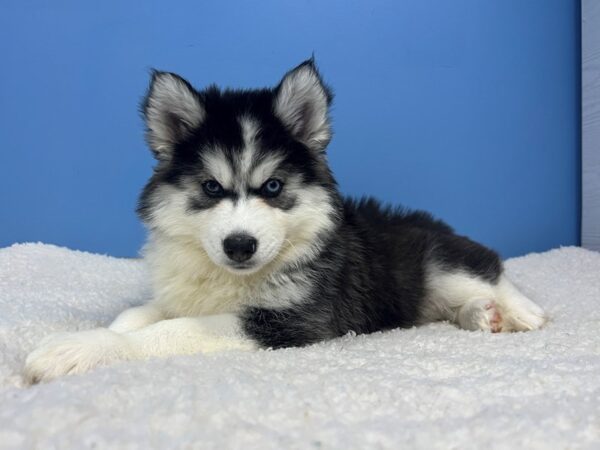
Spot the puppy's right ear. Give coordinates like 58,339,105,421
142,71,205,160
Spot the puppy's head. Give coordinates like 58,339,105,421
138,61,340,275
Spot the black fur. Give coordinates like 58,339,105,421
242,197,501,348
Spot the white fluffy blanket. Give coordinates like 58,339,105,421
0,243,599,449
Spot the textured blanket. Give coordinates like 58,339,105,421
0,243,599,449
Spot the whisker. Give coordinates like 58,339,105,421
285,239,299,254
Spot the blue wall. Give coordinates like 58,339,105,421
0,0,580,258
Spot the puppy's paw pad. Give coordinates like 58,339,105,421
484,301,503,333
458,298,504,332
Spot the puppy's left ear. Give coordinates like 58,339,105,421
274,60,333,153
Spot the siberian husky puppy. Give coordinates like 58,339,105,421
24,60,546,383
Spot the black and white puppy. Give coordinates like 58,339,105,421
24,60,546,383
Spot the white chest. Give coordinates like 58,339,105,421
143,234,313,318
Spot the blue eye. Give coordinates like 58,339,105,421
202,180,225,197
261,178,283,198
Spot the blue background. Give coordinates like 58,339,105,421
0,0,580,258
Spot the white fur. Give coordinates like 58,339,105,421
196,195,287,273
248,155,285,188
494,275,547,331
144,233,261,317
127,314,256,356
422,267,547,332
24,329,137,383
108,304,165,333
24,314,254,384
136,176,336,319
201,150,235,189
238,117,285,189
239,117,260,184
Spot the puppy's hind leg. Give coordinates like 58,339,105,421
422,232,546,332
423,268,546,332
423,267,504,332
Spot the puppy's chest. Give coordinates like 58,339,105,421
154,268,314,317
154,272,251,317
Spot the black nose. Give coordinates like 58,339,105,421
223,234,258,263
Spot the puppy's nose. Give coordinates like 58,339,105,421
223,234,258,263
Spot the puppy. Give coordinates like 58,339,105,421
24,60,546,383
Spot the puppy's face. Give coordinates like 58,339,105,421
138,61,339,275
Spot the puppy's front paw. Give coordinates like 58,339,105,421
24,328,134,384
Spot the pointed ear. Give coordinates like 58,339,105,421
142,71,205,160
274,60,333,153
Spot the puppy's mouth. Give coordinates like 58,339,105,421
224,260,261,275
230,262,254,270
